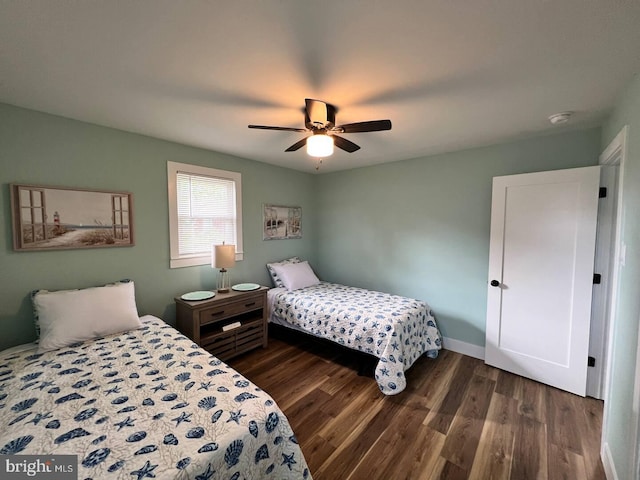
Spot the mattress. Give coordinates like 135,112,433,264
0,315,311,479
268,282,442,395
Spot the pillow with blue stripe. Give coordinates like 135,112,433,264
266,257,301,287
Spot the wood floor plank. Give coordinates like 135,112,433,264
321,380,381,421
319,362,370,397
511,414,548,480
426,354,477,434
573,395,607,480
285,385,334,430
440,460,471,480
239,347,310,385
231,340,302,376
440,374,496,471
548,443,587,480
273,368,332,411
516,377,548,424
474,361,500,381
415,349,462,411
314,397,402,479
546,387,583,455
426,456,449,480
495,369,521,397
388,350,458,414
299,433,336,475
346,404,431,480
468,392,518,480
397,426,446,480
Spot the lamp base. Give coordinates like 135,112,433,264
217,268,231,293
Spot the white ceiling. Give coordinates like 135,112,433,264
1,1,639,173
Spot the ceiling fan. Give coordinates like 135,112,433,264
248,99,392,157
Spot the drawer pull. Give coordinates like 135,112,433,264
244,302,256,307
211,311,225,316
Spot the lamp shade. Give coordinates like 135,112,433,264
307,134,334,157
212,244,236,269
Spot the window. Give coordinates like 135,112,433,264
168,161,243,268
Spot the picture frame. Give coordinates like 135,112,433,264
10,183,134,251
263,204,302,240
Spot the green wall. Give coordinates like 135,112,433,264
0,103,316,350
315,129,601,347
601,72,640,479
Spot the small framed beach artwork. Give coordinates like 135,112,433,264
263,204,302,240
10,183,134,251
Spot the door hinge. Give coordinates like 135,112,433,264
593,273,602,284
599,187,607,198
588,356,596,367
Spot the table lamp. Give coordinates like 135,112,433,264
212,243,236,293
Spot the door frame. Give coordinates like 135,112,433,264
587,165,618,399
598,125,630,479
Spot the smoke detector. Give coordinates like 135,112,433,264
548,111,573,125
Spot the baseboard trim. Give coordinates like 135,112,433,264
602,441,618,480
442,336,485,360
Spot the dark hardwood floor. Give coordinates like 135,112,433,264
229,330,606,480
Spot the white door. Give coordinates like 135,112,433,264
485,166,601,396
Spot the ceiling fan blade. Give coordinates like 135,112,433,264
336,120,392,133
248,125,308,132
332,135,360,153
285,137,309,152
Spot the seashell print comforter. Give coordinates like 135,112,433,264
0,316,311,479
270,282,442,395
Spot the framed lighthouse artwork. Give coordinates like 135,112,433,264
10,183,134,251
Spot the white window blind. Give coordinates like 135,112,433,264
177,172,236,255
168,162,243,268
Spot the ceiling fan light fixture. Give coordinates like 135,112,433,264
307,134,334,157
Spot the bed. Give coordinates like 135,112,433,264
0,282,311,480
266,259,442,395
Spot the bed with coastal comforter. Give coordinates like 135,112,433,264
0,316,311,480
269,282,442,395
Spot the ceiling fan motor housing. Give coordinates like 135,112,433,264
305,99,336,129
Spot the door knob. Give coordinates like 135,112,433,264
490,280,500,287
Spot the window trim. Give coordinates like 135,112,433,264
167,161,243,268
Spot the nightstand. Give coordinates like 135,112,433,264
175,286,268,361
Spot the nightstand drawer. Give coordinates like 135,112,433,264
199,295,264,326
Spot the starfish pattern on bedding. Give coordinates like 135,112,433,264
281,453,297,470
227,410,246,424
27,412,52,425
130,460,158,480
172,412,192,426
114,416,135,430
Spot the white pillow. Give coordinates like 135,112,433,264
271,261,320,291
266,256,301,287
33,281,142,352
